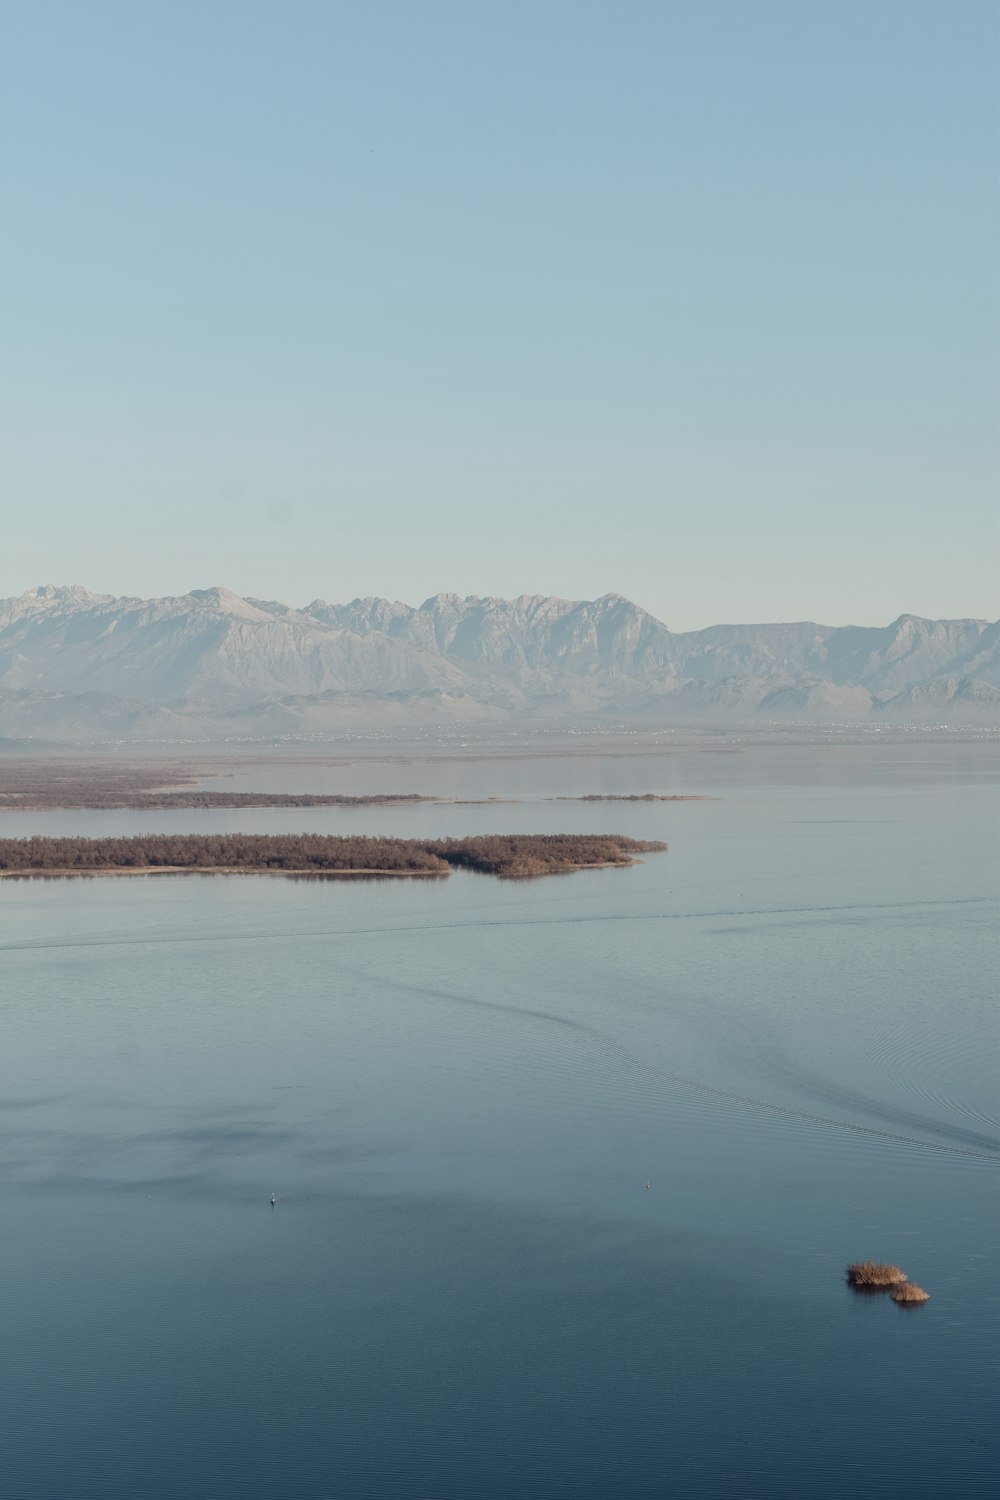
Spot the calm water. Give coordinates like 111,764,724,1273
1,740,997,1498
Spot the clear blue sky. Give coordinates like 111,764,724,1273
2,1,996,628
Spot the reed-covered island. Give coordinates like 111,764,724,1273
846,1262,908,1288
0,833,666,880
846,1261,930,1303
550,794,711,802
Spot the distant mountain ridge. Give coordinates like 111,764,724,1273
0,584,996,740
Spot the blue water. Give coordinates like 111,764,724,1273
0,741,997,1497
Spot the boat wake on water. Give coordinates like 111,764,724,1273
375,971,1000,1165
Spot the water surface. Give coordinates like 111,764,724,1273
1,740,996,1497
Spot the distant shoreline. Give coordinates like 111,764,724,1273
0,785,441,812
0,761,709,811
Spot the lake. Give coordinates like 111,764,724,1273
1,736,997,1498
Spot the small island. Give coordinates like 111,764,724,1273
549,794,712,802
846,1261,930,1303
846,1262,908,1288
0,833,667,881
892,1283,930,1305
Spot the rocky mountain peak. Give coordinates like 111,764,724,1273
0,584,995,736
184,587,274,622
23,584,111,608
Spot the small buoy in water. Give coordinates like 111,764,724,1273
645,1181,651,1191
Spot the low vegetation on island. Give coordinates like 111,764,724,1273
891,1283,930,1304
846,1261,930,1304
0,833,666,880
846,1262,908,1288
550,793,710,802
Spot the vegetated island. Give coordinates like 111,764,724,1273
846,1261,908,1288
0,833,667,881
549,793,713,802
891,1283,930,1305
846,1261,930,1303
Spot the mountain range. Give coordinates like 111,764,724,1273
0,584,997,741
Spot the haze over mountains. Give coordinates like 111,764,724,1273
1,584,997,742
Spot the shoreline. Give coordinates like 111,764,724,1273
0,857,649,881
0,865,450,879
0,760,712,812
0,791,706,812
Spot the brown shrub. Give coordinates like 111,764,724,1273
846,1261,908,1287
891,1283,930,1304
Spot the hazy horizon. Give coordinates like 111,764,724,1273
7,578,997,632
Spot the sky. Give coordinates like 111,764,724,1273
1,0,997,630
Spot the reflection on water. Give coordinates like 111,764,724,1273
0,741,997,1498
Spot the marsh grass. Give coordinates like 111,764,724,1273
846,1261,908,1288
891,1283,930,1304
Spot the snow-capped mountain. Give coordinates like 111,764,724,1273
0,585,996,739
